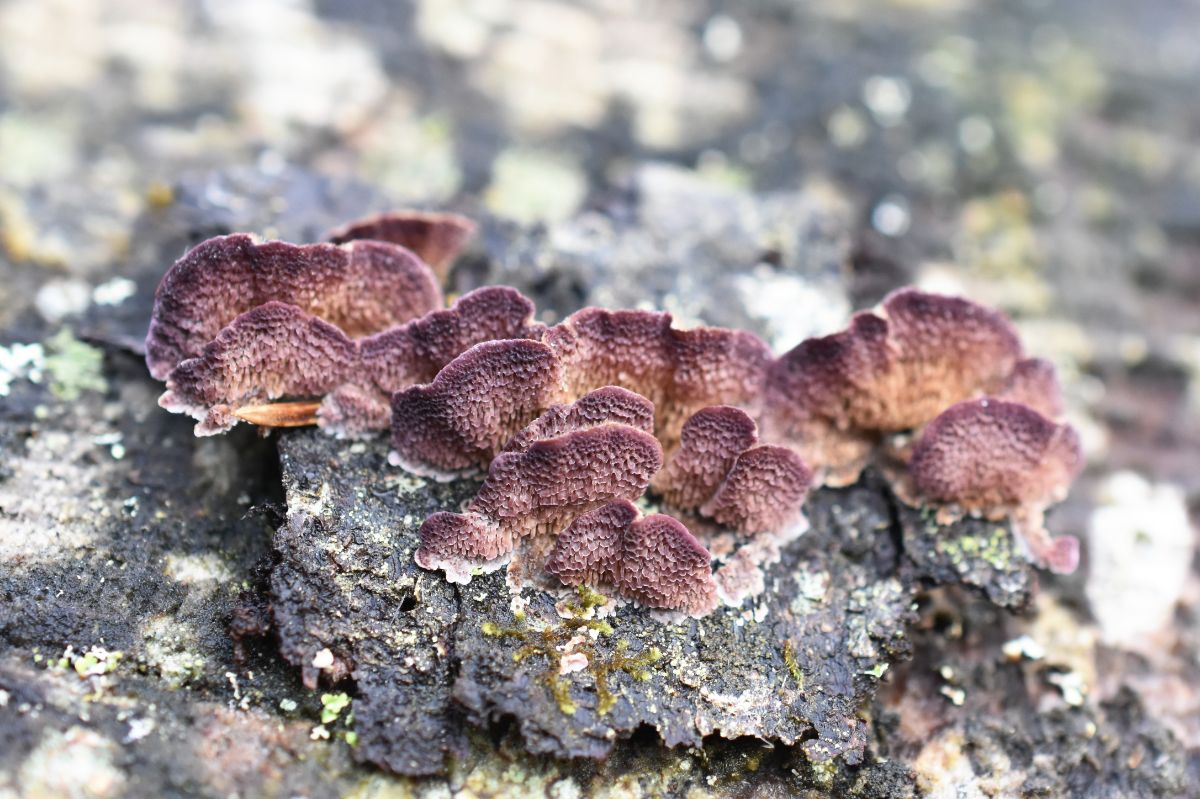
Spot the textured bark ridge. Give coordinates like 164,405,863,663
272,429,1043,775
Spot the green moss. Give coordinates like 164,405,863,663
479,600,663,718
481,621,527,640
560,584,611,623
548,677,577,716
783,640,805,691
593,641,662,716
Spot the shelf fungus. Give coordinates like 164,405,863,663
145,212,1087,610
390,338,564,477
545,500,718,618
148,224,534,435
654,405,812,536
324,210,476,282
906,398,1083,573
229,210,1098,773
996,356,1065,419
390,307,770,476
541,307,772,444
414,392,664,582
146,233,442,381
761,287,1023,485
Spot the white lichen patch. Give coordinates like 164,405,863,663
91,277,137,306
735,268,850,352
1086,471,1194,649
790,568,831,614
164,552,235,585
35,279,91,323
0,410,130,562
0,340,44,396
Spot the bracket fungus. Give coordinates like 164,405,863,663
996,356,1065,419
540,308,772,443
150,235,533,435
158,301,359,435
545,500,718,617
654,405,812,536
325,210,477,282
652,405,759,509
907,398,1083,573
500,386,655,454
145,233,442,381
700,444,813,536
414,393,664,581
145,211,1087,610
390,338,563,477
762,287,1024,484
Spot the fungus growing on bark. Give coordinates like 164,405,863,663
156,285,537,436
398,308,769,475
501,386,654,454
145,213,1081,604
996,357,1065,419
325,210,476,281
907,398,1083,573
653,406,812,536
360,286,537,395
390,338,563,477
762,288,1024,484
145,234,441,380
158,301,357,435
541,308,771,443
414,418,663,582
652,406,758,509
701,445,812,536
545,500,718,617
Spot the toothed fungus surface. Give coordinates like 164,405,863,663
909,399,1082,511
700,444,813,536
359,286,537,394
762,288,1027,481
996,357,1065,419
155,283,535,436
146,233,441,379
144,212,1085,609
501,386,655,453
546,500,718,617
413,395,664,580
653,405,758,509
542,308,772,441
908,398,1083,573
159,301,357,435
325,210,476,280
390,338,563,477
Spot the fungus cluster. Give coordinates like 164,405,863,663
147,212,1086,615
413,388,664,582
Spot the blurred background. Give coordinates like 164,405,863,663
1,0,1198,791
